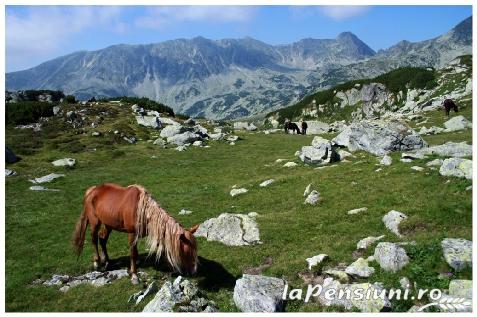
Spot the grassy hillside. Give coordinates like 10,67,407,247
5,100,472,312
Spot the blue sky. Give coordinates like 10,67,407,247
5,5,472,72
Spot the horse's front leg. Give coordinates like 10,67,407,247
128,233,139,285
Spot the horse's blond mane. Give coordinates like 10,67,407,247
131,184,185,273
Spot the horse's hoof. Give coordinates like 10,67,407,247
93,261,100,270
131,275,140,285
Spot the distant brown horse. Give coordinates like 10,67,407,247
443,99,459,116
72,183,199,284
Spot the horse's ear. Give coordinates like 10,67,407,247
189,224,200,234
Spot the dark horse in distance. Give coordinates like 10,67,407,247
443,99,459,116
72,183,199,284
284,122,301,134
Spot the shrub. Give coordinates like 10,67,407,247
64,95,76,104
6,101,54,125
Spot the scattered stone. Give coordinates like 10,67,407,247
439,158,472,179
230,188,248,197
153,138,166,147
402,152,425,160
143,276,217,312
411,166,424,172
184,118,196,126
5,169,16,177
323,270,350,283
357,235,386,250
233,274,286,312
52,158,76,167
443,115,472,132
304,190,320,205
160,124,188,138
382,210,407,237
375,168,382,172
259,179,275,187
195,213,260,246
347,207,368,215
441,238,472,271
91,131,101,137
29,173,65,184
345,258,375,278
175,145,186,151
303,183,314,197
227,135,239,142
136,115,162,129
419,126,444,135
192,140,203,147
29,185,59,191
426,159,443,167
400,158,413,163
298,136,339,165
466,185,472,191
233,122,250,130
332,120,427,156
123,136,137,144
306,254,328,270
179,209,193,215
167,131,202,146
275,158,286,163
417,141,472,158
400,277,411,289
374,242,409,272
283,162,297,168
380,155,392,166
448,279,472,299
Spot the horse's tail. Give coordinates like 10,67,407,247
72,186,96,256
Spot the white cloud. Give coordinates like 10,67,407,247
6,6,124,71
135,6,257,29
320,6,370,20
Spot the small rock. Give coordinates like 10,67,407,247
303,183,314,197
52,158,76,167
306,254,328,270
91,131,101,137
323,270,350,283
304,190,320,205
441,238,472,271
426,159,443,167
411,166,424,172
382,210,407,237
400,277,411,289
230,188,248,197
357,235,386,250
345,258,375,278
153,138,166,147
283,162,297,168
29,173,65,184
380,155,392,166
179,209,193,215
347,207,368,215
5,169,16,177
259,179,275,187
374,242,409,272
439,158,472,179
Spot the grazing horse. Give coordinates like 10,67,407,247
284,122,301,134
443,99,458,116
72,183,199,284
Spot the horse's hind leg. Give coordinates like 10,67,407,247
128,233,140,285
99,226,112,269
89,219,101,270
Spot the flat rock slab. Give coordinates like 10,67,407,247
29,185,60,191
283,162,298,167
440,158,472,180
357,235,386,250
143,276,217,312
29,173,65,184
345,258,375,278
374,242,409,272
259,179,275,187
52,158,76,167
382,210,407,237
233,274,286,312
417,141,472,158
34,269,143,292
441,238,472,271
230,188,248,197
348,207,368,215
195,213,260,246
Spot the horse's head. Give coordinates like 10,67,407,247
178,224,199,276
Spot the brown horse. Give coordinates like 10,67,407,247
72,183,199,284
443,99,459,116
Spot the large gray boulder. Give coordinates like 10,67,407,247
439,158,472,179
233,274,286,312
167,131,202,146
143,276,217,312
135,115,162,129
374,242,409,272
443,115,472,132
5,147,19,164
298,136,339,165
195,213,260,246
332,120,427,156
441,238,472,271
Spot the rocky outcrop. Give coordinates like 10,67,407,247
439,158,472,179
233,274,286,312
417,141,472,158
195,213,260,246
136,115,162,129
332,120,427,156
143,276,217,312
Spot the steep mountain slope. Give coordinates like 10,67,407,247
6,17,471,120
